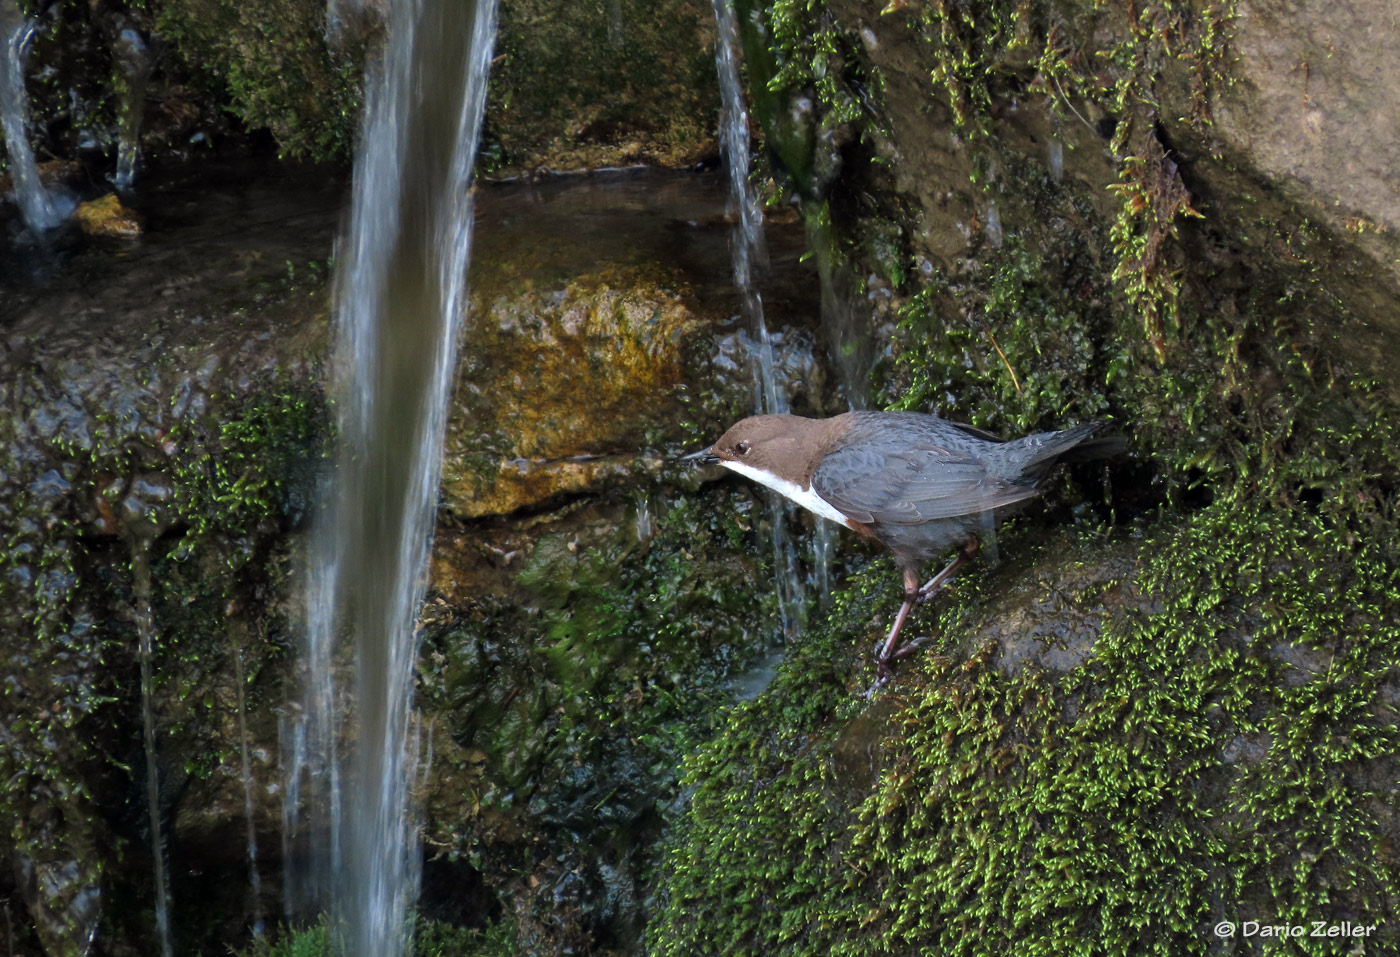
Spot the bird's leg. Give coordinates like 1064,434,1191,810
916,537,979,604
872,565,923,688
870,541,983,692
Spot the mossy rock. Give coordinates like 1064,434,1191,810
419,488,786,952
652,500,1400,954
0,224,331,953
484,0,719,175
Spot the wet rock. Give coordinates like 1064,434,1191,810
980,544,1145,676
485,0,719,176
74,194,143,239
443,265,710,519
443,173,825,519
1,174,332,956
14,801,102,957
1205,0,1400,287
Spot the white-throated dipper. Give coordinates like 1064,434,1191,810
690,411,1118,687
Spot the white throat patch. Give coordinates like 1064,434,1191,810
719,459,856,529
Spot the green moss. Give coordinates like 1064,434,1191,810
0,355,326,951
417,487,786,944
653,498,1400,954
235,916,518,957
650,9,1400,947
484,0,719,174
153,0,364,159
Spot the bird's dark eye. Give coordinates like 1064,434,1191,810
735,441,751,456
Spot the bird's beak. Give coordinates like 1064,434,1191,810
681,446,720,465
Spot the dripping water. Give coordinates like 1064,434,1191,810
711,0,807,636
128,540,172,957
803,209,877,597
0,0,68,232
292,1,499,955
113,26,151,191
230,620,264,938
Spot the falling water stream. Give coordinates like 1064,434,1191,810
113,26,152,191
711,0,811,633
127,540,172,957
0,0,67,232
231,625,264,938
292,0,498,954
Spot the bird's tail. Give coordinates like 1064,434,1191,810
1004,421,1124,481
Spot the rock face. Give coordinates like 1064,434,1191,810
644,0,1400,953
1211,0,1400,286
14,0,720,173
0,173,336,956
0,166,827,955
443,265,706,519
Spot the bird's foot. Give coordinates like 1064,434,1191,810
866,635,932,696
915,579,950,604
891,634,933,660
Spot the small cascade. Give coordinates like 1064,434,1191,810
128,540,173,957
803,209,878,598
230,621,264,938
113,26,152,191
0,0,66,232
291,1,499,955
711,0,807,637
277,710,309,921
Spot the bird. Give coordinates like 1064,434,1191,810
689,411,1119,688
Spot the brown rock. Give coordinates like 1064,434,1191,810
442,264,706,518
74,193,144,239
1210,0,1400,284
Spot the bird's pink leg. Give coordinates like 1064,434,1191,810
872,565,922,688
870,539,981,693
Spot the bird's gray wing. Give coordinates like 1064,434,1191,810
811,442,1039,524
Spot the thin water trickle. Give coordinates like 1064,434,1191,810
292,0,498,954
712,0,809,635
113,27,151,191
0,0,67,232
128,541,173,957
231,632,264,938
804,210,873,599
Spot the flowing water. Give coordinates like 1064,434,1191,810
711,0,810,633
232,634,265,938
292,0,498,954
128,540,173,957
0,0,67,232
114,27,152,191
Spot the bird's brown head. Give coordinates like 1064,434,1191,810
706,413,842,487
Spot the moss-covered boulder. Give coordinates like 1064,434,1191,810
645,0,1400,950
0,191,332,954
653,499,1400,953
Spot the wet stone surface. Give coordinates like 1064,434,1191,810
1,161,838,954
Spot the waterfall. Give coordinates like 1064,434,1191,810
289,0,498,954
113,26,151,191
129,541,173,957
232,634,264,938
0,0,67,232
711,0,809,635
